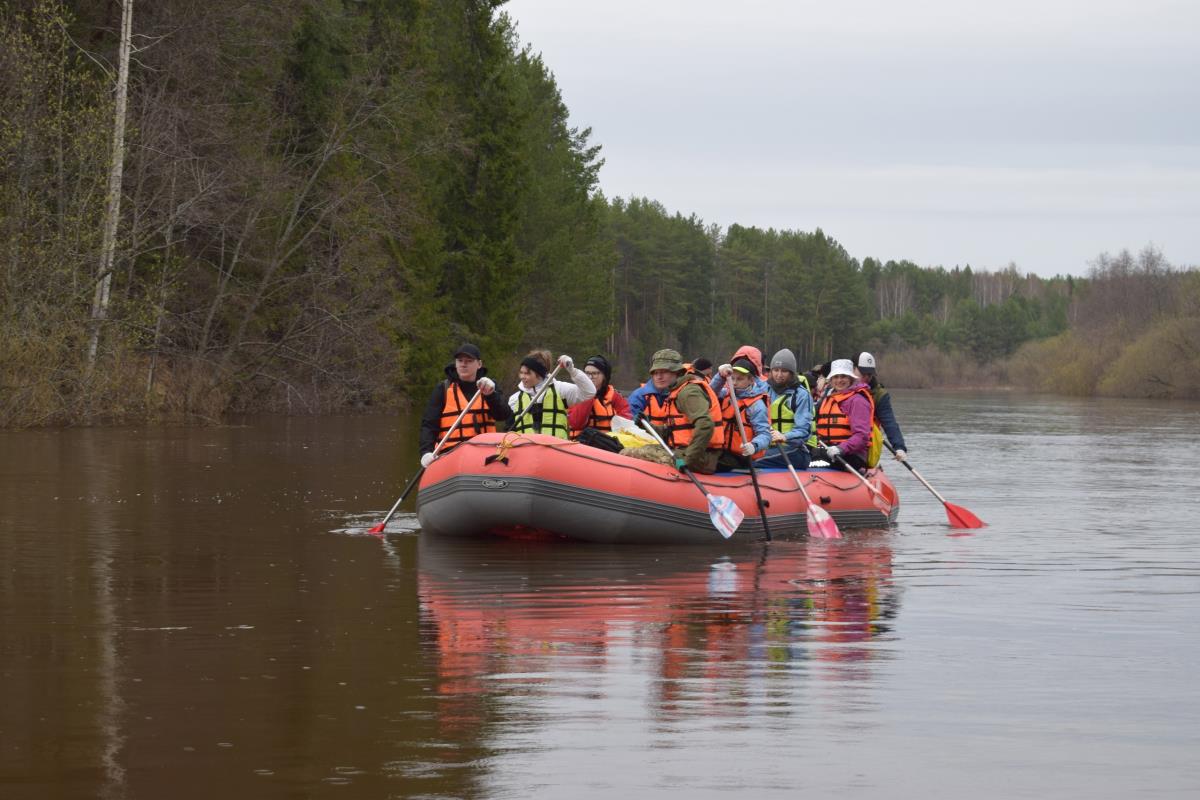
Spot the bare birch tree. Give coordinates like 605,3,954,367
86,0,133,370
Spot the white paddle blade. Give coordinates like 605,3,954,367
707,494,744,539
807,505,841,539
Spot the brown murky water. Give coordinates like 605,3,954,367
3,392,1199,798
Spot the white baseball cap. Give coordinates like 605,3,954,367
857,352,876,370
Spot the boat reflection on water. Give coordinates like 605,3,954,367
417,534,900,735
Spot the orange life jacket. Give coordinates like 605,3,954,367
438,381,497,452
815,385,876,450
645,391,671,428
569,384,620,440
664,377,726,451
721,391,768,454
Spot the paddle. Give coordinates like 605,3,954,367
639,419,744,539
367,387,483,535
508,363,565,430
815,437,895,516
883,440,984,528
726,389,772,541
776,444,840,539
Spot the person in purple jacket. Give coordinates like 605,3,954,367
813,358,874,472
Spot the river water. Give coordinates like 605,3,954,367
2,391,1198,799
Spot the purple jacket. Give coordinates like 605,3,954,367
836,382,874,457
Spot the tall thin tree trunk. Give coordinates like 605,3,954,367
146,165,175,397
87,0,134,371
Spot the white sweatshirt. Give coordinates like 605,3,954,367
507,365,596,412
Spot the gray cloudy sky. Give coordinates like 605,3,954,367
503,0,1199,277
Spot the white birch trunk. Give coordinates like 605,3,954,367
87,0,134,370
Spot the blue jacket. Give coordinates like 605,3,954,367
737,388,773,454
767,380,813,446
867,377,907,451
627,379,669,420
709,372,771,400
710,375,772,454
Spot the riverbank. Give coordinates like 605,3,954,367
8,328,1200,429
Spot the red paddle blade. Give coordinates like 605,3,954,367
368,522,386,535
945,502,985,529
806,506,841,539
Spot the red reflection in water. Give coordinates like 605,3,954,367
418,539,897,733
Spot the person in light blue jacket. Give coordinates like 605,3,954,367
709,357,770,400
714,357,773,470
756,348,813,470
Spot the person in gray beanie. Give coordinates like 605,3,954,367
756,348,814,469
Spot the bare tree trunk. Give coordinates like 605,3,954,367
87,0,134,370
146,165,175,396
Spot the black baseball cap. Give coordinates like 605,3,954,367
454,343,481,360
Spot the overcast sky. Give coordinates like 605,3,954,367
503,0,1199,277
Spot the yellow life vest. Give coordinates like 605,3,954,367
512,383,570,440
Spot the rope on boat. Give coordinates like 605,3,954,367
475,434,867,497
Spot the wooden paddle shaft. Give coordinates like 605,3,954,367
508,363,565,429
817,437,892,506
882,439,951,505
777,444,816,509
372,387,484,532
727,387,771,540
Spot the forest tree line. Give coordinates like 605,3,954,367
2,0,1197,427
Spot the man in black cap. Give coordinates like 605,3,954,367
418,343,512,465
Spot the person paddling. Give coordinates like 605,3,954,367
507,349,595,439
714,357,772,470
757,348,814,470
856,351,909,463
623,349,726,474
710,345,770,399
419,343,512,467
814,358,875,472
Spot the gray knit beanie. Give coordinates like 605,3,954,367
769,348,797,374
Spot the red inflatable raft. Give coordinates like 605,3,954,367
416,432,899,544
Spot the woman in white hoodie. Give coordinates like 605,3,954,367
507,349,595,439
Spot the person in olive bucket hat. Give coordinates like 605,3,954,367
622,349,723,474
